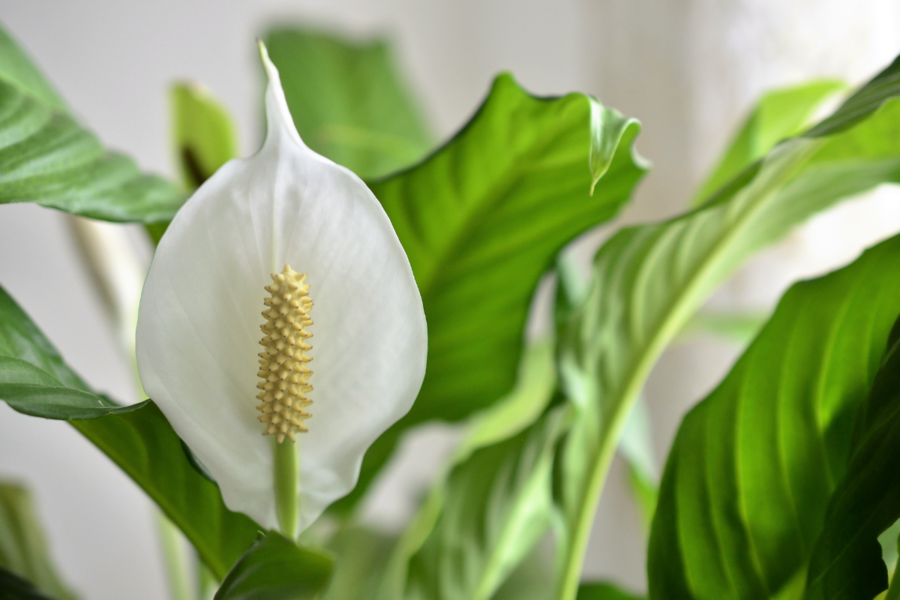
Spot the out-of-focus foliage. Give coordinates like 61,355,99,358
690,80,845,206
146,83,240,244
0,24,181,223
264,27,433,179
0,482,76,600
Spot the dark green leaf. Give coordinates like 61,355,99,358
803,317,900,599
0,284,259,579
264,26,433,179
577,582,644,600
0,566,55,600
0,22,181,222
0,482,75,600
214,532,333,600
690,80,844,206
648,234,900,599
343,74,645,510
71,405,260,579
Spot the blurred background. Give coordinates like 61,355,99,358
1,1,900,598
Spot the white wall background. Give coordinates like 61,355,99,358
0,1,899,598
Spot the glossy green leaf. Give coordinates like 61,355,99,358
378,340,558,600
690,80,845,206
0,566,55,600
577,582,644,600
214,532,333,600
0,284,260,579
341,74,645,511
803,316,900,599
648,234,900,599
0,482,75,600
404,407,570,600
264,26,433,179
555,53,900,600
0,23,182,223
0,284,134,418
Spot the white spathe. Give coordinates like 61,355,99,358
136,44,427,532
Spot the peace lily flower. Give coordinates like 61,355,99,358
136,43,427,538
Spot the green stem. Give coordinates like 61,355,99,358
274,438,300,540
156,513,195,600
555,428,621,600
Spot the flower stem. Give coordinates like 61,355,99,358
273,438,300,540
156,513,194,600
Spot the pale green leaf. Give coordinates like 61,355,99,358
691,80,845,206
556,52,900,600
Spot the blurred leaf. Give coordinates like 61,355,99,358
648,234,900,599
0,24,63,111
341,73,645,511
0,566,55,600
803,315,900,599
577,582,644,600
378,340,557,599
171,83,238,190
690,80,845,206
0,284,259,579
555,53,900,600
146,83,240,245
322,527,394,600
618,396,657,534
678,310,767,346
490,543,555,600
214,532,333,600
806,54,900,137
0,23,182,223
264,26,433,179
404,407,570,600
0,482,75,600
